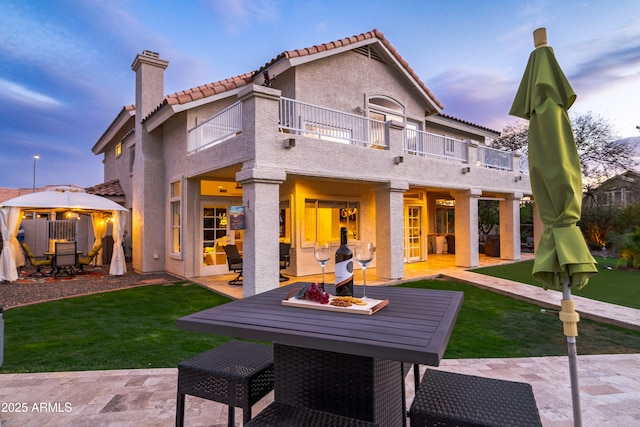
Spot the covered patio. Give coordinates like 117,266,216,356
193,253,533,300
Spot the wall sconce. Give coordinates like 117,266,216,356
354,106,364,114
284,138,295,149
514,175,522,182
461,167,471,174
394,156,404,164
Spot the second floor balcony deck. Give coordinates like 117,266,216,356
188,94,527,174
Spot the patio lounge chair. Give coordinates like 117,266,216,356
223,244,243,285
279,242,291,282
78,242,103,273
22,243,52,277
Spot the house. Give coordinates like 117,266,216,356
583,170,640,209
92,29,532,296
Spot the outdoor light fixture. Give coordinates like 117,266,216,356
515,175,523,182
394,156,404,164
461,166,471,174
284,138,296,149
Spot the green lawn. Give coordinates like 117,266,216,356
399,280,640,359
470,257,640,310
1,282,233,373
1,278,638,374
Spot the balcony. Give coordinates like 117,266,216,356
403,128,469,162
188,93,524,178
476,145,514,171
279,97,387,148
188,101,242,154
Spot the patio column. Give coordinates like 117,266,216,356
237,167,286,297
452,189,481,268
375,180,408,280
499,192,523,260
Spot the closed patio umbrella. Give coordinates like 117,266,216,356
509,28,598,427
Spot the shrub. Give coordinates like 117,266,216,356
615,227,640,269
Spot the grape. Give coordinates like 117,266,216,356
304,282,329,304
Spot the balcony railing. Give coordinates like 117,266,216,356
188,101,242,154
403,128,469,162
476,145,513,171
519,154,529,174
279,97,387,148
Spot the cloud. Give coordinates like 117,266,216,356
0,78,62,107
428,68,518,131
209,0,282,34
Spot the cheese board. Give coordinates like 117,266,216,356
282,289,389,315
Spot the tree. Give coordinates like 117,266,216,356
478,200,499,241
493,112,636,186
579,206,619,249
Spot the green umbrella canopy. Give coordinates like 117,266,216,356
510,41,597,290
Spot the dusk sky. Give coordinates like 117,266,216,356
1,0,639,189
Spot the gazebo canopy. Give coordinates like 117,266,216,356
1,186,128,282
1,186,127,213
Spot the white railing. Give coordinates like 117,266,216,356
403,128,469,162
188,101,242,154
279,97,387,148
519,154,529,174
476,145,513,171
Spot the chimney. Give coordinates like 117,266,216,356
131,50,169,120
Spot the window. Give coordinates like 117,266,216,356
170,181,181,254
115,143,122,158
304,199,359,243
367,96,405,148
129,145,135,173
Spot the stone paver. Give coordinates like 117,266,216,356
1,254,639,426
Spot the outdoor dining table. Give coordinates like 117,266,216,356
177,283,463,427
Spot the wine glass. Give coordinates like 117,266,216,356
355,243,375,299
314,241,332,289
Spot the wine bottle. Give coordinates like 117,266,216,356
334,227,354,296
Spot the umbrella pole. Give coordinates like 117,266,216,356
561,280,582,427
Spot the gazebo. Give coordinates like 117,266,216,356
0,186,128,282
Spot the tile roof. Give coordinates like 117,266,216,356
0,185,84,205
94,104,135,152
85,179,124,197
143,73,254,122
141,29,443,123
434,113,501,135
253,29,443,110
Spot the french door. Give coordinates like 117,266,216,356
200,202,243,276
404,206,422,262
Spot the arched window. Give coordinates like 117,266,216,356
368,96,405,123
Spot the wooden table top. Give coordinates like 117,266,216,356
177,283,463,366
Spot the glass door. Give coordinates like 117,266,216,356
201,204,233,275
404,206,422,262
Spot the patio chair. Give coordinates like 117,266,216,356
77,242,103,273
53,241,78,277
176,340,274,427
409,369,542,427
223,244,243,285
279,242,291,282
21,243,52,277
